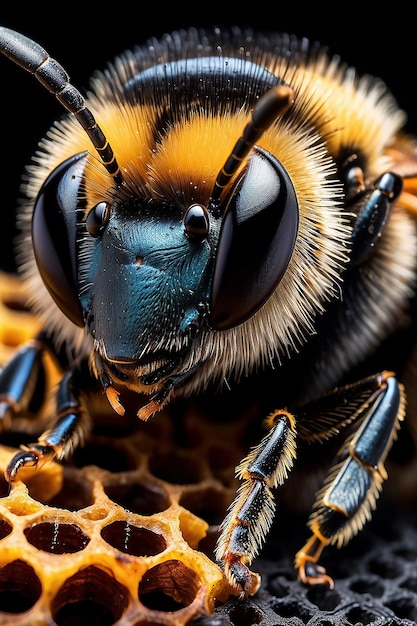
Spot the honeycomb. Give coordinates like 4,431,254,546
0,270,417,626
214,499,417,626
0,271,258,625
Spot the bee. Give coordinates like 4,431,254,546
0,25,417,599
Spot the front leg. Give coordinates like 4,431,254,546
295,371,405,586
215,410,297,596
5,366,92,482
0,338,46,429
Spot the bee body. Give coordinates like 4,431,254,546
1,25,417,597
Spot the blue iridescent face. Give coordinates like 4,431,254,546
82,201,214,362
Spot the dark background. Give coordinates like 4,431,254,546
0,6,415,272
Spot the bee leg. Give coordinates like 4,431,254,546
349,171,402,266
5,367,91,483
215,410,297,596
295,372,404,586
0,339,46,429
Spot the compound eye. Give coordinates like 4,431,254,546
184,204,210,241
32,152,88,327
86,201,110,237
209,147,299,330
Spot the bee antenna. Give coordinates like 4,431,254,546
211,84,294,210
0,26,123,186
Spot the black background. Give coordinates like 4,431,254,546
0,5,415,272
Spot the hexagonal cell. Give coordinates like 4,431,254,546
220,599,265,626
385,594,417,621
148,449,207,485
0,560,42,613
71,439,137,473
306,584,342,611
179,485,231,527
266,573,294,599
367,553,403,579
51,564,129,626
344,606,388,625
138,559,201,611
271,597,314,623
348,575,384,598
47,469,95,511
101,520,167,556
24,521,90,554
104,479,171,516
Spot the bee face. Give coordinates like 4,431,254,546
3,26,415,413
16,29,382,405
